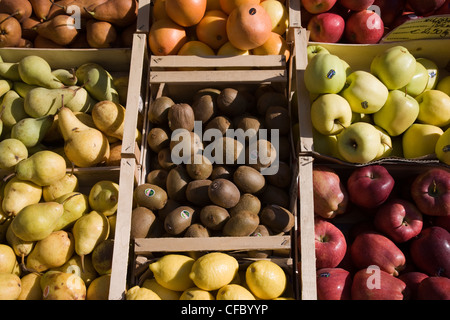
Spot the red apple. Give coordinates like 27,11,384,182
417,276,450,300
314,217,347,269
351,268,406,300
344,9,385,44
407,0,446,15
307,12,346,43
351,231,406,276
347,165,395,209
410,226,450,277
399,271,429,300
313,166,349,219
410,167,450,217
433,0,450,14
301,0,338,14
339,0,375,11
391,12,423,29
373,0,406,27
316,267,352,300
373,198,423,243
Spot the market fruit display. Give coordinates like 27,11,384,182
0,0,138,48
309,164,450,300
148,0,290,59
302,0,449,44
127,252,293,300
306,45,450,165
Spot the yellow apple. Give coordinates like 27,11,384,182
402,123,444,159
374,126,393,160
310,93,352,135
307,45,330,63
304,53,347,94
260,0,289,35
437,75,450,96
435,127,450,165
373,89,420,136
312,128,340,158
416,89,450,127
401,61,429,97
416,57,439,90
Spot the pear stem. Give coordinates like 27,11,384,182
2,172,15,183
50,0,66,10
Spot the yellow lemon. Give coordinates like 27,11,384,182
142,278,181,300
245,260,286,299
149,254,195,291
216,284,255,300
125,286,161,300
189,252,239,291
180,287,215,300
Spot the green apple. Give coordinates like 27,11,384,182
340,70,389,114
402,123,444,159
435,126,450,165
337,122,382,164
307,45,330,62
373,89,419,136
304,53,347,94
370,46,416,90
374,126,393,160
400,61,429,97
416,89,450,127
310,93,352,135
312,127,340,158
437,75,450,96
417,57,439,90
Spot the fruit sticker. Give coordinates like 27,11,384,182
181,210,190,219
327,69,336,79
144,188,155,197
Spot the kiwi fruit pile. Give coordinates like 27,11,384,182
132,84,295,242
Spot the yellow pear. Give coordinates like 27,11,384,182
53,192,89,231
86,274,110,300
51,254,98,287
18,272,42,300
88,180,119,216
91,100,125,140
57,106,110,167
6,224,34,265
0,273,22,300
42,173,79,202
40,270,86,300
0,243,17,273
2,176,42,217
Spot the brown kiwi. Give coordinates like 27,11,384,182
217,87,249,117
186,155,213,180
158,198,179,221
259,184,290,208
210,136,244,165
265,106,290,135
205,115,232,135
130,207,156,239
260,204,295,233
146,217,165,238
200,205,230,231
184,223,210,237
250,224,272,237
229,193,261,216
210,165,235,180
266,161,291,189
146,169,168,189
147,127,170,153
157,148,176,170
248,225,273,258
278,137,290,161
166,166,191,202
185,179,212,206
208,178,240,208
256,91,288,115
133,183,168,211
168,103,195,131
222,211,259,236
247,138,277,171
234,114,262,141
148,96,174,124
192,88,220,124
233,165,266,194
170,131,203,161
164,205,197,235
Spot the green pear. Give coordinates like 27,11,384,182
0,243,17,273
6,224,34,265
72,210,109,270
75,63,120,103
91,238,114,275
88,180,119,216
17,272,42,300
15,150,67,186
0,273,22,300
18,55,64,89
53,192,89,231
26,230,75,273
10,201,65,241
51,69,78,86
0,62,21,81
10,115,54,148
13,81,38,98
52,254,98,287
0,138,28,170
24,86,78,118
2,176,42,217
0,78,13,98
43,173,79,202
58,106,110,167
0,90,28,128
65,86,97,113
40,270,86,300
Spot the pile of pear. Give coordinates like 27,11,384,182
0,0,138,48
0,171,120,300
0,53,140,170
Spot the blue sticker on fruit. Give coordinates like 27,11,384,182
327,69,336,79
361,101,369,109
319,272,331,278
